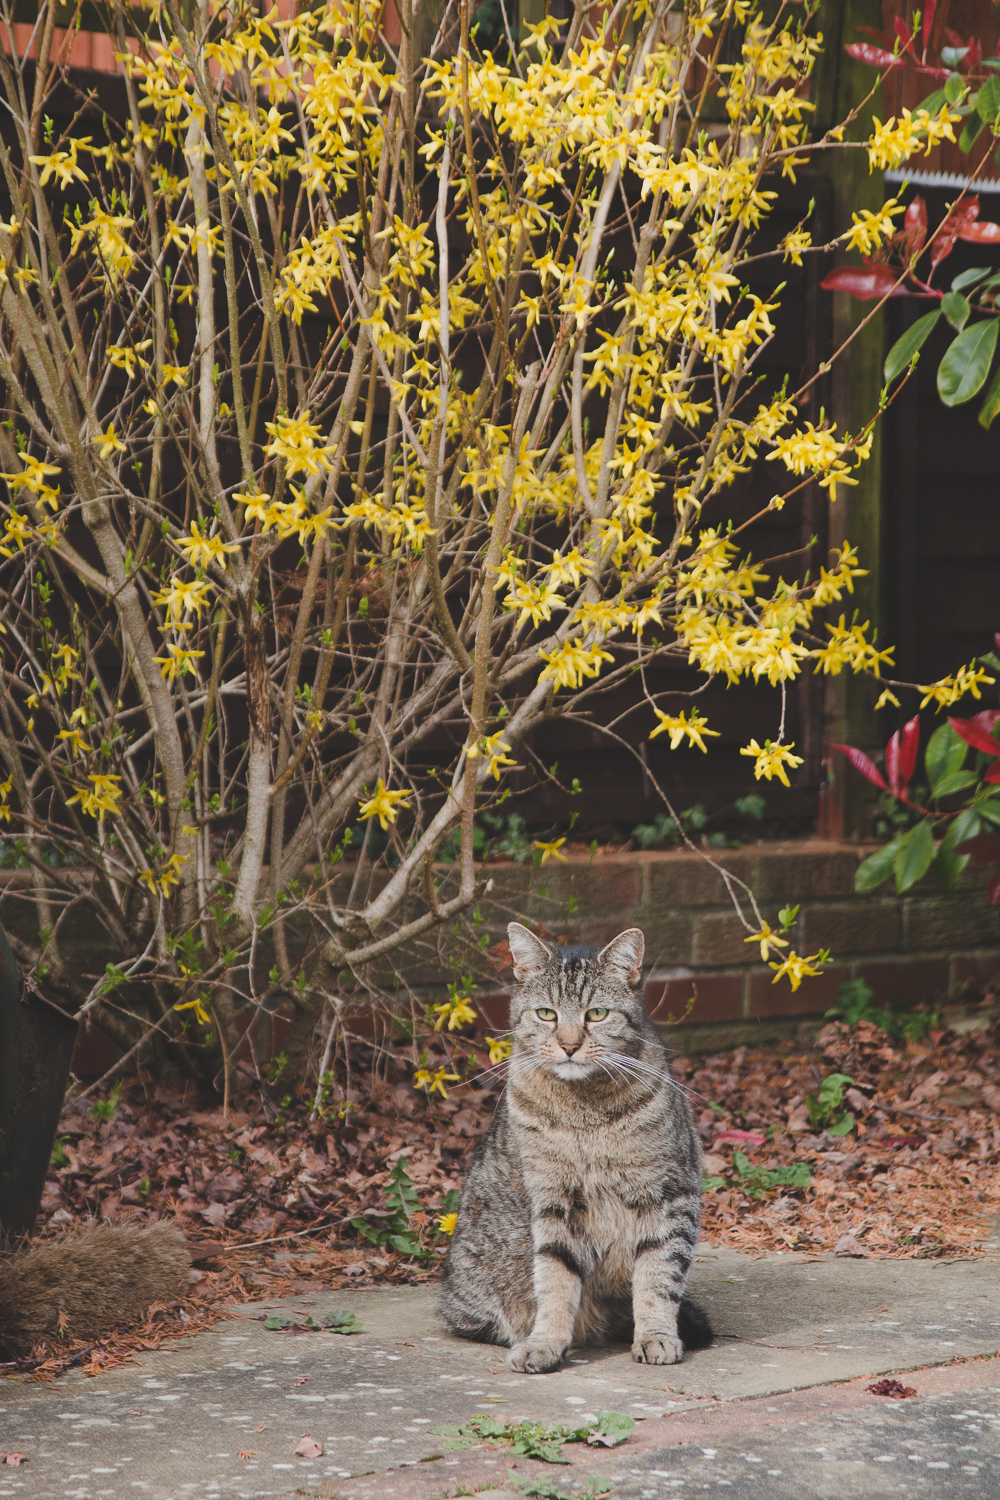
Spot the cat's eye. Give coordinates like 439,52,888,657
585,1006,609,1022
535,1006,557,1021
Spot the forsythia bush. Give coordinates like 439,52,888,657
0,0,987,1087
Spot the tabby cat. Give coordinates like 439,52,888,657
438,922,712,1373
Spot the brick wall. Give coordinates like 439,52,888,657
475,841,1000,1050
8,839,999,1076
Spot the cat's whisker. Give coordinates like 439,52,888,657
462,1060,513,1089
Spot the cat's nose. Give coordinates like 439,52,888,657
560,1040,582,1056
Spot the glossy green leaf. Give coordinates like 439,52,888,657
935,808,982,890
937,319,999,405
916,87,947,115
961,115,986,152
977,74,1000,120
855,836,904,892
975,795,1000,827
932,769,979,798
893,821,935,892
946,72,967,105
884,309,941,383
978,363,1000,429
925,721,968,792
952,267,991,292
942,291,971,331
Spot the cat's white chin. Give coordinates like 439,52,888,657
551,1059,595,1081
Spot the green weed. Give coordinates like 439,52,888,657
703,1149,811,1199
806,1072,856,1136
434,1411,633,1465
89,1081,122,1123
351,1153,429,1258
826,978,940,1043
262,1310,361,1334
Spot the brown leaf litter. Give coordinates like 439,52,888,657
5,1012,999,1379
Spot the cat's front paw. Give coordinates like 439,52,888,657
508,1340,566,1374
632,1333,683,1365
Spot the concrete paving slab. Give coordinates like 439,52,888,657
1,1246,999,1500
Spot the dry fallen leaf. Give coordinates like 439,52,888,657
238,1450,259,1459
834,1233,868,1258
0,1454,26,1467
867,1378,917,1398
295,1435,324,1458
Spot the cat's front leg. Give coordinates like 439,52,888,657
630,1202,699,1365
508,1217,586,1373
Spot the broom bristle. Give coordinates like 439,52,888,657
0,1221,190,1358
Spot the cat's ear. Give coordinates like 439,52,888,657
507,922,553,982
597,928,644,985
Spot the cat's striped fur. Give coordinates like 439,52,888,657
437,923,711,1373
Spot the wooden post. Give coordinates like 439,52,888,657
814,0,887,839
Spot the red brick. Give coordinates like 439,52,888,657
641,851,739,910
902,897,1000,951
951,953,1000,992
556,859,641,916
645,972,745,1026
748,964,848,1019
692,911,763,967
801,900,900,955
729,844,859,903
855,958,950,1008
642,915,692,967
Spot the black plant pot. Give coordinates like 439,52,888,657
0,926,79,1244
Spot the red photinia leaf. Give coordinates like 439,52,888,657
967,36,982,70
894,15,913,50
820,264,901,300
830,742,889,790
989,870,1000,906
884,718,922,792
995,632,1000,654
923,0,937,52
846,41,902,67
955,833,1000,862
904,196,928,256
958,220,1000,243
985,761,1000,783
948,715,1000,757
885,729,904,794
899,714,921,788
931,197,980,267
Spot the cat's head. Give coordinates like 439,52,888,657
505,922,650,1082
